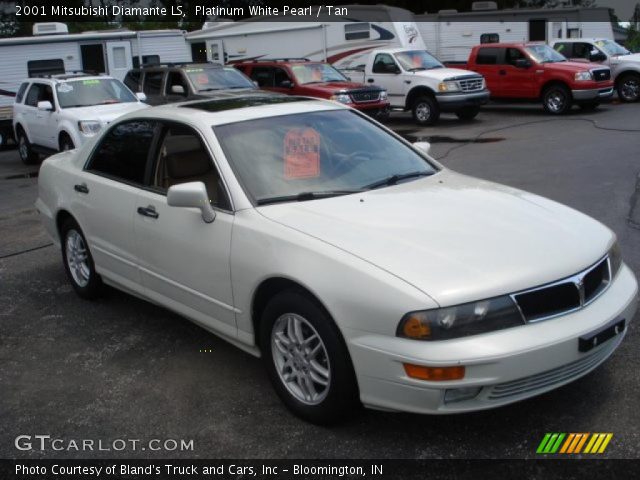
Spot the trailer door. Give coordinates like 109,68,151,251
106,41,133,81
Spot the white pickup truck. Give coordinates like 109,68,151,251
551,38,640,102
337,48,490,125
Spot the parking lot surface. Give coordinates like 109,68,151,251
1,102,639,459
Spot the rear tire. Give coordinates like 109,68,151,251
17,129,39,165
60,218,102,299
455,106,480,121
616,73,640,102
412,95,440,125
260,290,360,424
542,84,572,115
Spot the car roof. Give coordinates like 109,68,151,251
119,95,346,126
132,63,225,72
27,74,114,83
550,38,606,43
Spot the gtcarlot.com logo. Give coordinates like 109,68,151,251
536,433,613,455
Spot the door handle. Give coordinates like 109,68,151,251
367,78,374,83
499,70,507,76
74,183,89,194
137,205,159,219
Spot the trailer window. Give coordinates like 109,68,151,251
27,59,64,78
480,33,499,44
345,23,370,41
476,47,500,65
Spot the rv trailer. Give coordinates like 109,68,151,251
185,5,425,65
415,3,617,63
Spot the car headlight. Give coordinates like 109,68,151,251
379,90,388,101
575,71,593,81
608,242,623,279
438,81,460,92
78,120,102,136
397,295,524,341
329,93,351,104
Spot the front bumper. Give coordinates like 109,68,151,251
347,264,638,414
572,86,614,101
435,90,490,111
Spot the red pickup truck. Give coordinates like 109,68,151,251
451,43,614,114
235,59,390,119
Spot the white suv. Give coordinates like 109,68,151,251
13,74,148,164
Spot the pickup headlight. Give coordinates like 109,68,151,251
380,90,388,101
575,71,594,81
438,81,460,92
397,296,524,341
329,93,351,104
78,120,102,136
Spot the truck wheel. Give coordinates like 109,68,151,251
617,73,640,102
455,107,480,121
59,133,75,151
542,84,571,114
412,96,440,125
17,130,39,165
260,290,360,424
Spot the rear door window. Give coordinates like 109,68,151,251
476,47,501,65
250,67,275,87
143,72,164,96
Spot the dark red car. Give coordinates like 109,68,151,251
235,59,390,119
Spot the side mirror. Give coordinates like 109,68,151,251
37,100,53,111
170,85,185,95
280,80,294,89
167,181,216,223
515,59,532,69
413,141,431,155
136,92,147,102
590,52,607,62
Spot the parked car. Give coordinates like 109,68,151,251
13,73,147,164
36,95,638,424
454,43,614,114
337,47,490,125
551,38,640,103
234,59,390,119
123,63,280,105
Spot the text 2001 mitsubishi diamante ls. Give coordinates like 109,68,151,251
35,95,638,424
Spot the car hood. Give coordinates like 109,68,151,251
257,171,613,306
543,61,603,72
195,88,283,98
64,102,148,123
612,53,640,64
414,67,482,81
302,81,381,92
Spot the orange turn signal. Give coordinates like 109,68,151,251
403,363,465,381
401,314,431,339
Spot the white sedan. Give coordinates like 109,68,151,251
36,96,638,423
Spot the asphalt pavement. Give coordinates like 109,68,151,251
1,101,639,459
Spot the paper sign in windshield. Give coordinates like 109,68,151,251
284,128,320,179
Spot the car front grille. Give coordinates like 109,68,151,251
458,77,484,92
487,339,617,400
512,256,611,323
592,68,611,82
349,89,381,103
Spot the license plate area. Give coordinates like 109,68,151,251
578,319,625,352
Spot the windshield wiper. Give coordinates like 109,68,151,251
363,171,431,190
256,190,363,205
408,67,427,72
198,87,223,92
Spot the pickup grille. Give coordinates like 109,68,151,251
592,68,611,82
512,256,610,323
459,77,484,92
349,89,382,103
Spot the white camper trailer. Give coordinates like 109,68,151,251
415,3,617,62
0,23,191,111
185,5,425,65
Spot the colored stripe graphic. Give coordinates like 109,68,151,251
538,433,613,454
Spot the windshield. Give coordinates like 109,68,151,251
290,63,348,84
394,50,443,71
214,110,436,204
186,67,255,91
56,78,137,108
594,39,630,56
525,45,567,63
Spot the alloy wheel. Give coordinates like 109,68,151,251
66,229,90,287
18,135,28,161
620,77,640,101
415,102,431,122
271,313,331,405
546,91,566,113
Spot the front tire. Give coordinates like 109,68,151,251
60,218,102,299
17,130,39,165
260,290,360,424
455,106,480,121
617,73,640,102
412,95,440,125
542,84,572,114
59,133,75,152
